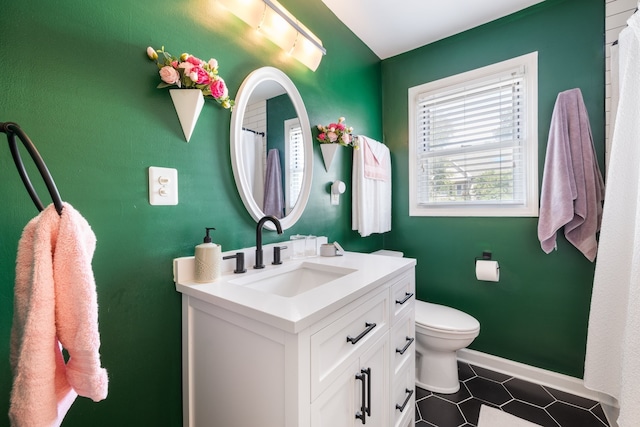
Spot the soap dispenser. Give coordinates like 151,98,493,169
194,227,222,283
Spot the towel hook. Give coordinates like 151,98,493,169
1,122,63,215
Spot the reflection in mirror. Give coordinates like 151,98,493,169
241,85,302,216
230,67,313,231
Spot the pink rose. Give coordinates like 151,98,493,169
327,131,338,142
336,123,346,131
186,55,203,66
189,66,210,84
210,78,228,99
159,66,181,86
178,61,195,75
318,133,326,141
341,133,352,145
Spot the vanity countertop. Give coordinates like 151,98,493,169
174,251,416,333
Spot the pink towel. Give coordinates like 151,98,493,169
537,88,605,261
10,202,108,426
362,136,390,181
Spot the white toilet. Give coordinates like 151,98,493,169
371,250,480,394
414,300,480,394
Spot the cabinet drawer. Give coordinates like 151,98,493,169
390,273,415,323
311,288,388,400
391,361,415,427
390,311,415,377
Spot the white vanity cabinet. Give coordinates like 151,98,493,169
390,276,416,427
310,287,390,427
311,333,389,427
174,252,415,427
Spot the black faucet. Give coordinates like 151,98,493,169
254,215,283,269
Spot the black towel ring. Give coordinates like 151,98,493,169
1,122,64,215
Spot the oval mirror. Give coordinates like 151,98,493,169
230,67,313,231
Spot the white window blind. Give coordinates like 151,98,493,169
285,119,303,213
409,52,538,217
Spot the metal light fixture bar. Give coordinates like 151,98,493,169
262,0,326,55
217,0,326,70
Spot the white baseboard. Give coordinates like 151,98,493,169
457,348,619,421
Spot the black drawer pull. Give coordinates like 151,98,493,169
395,292,413,305
396,337,415,355
347,322,376,345
396,388,414,412
362,368,371,417
355,371,367,424
354,367,372,423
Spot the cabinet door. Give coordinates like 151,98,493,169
311,335,388,427
359,334,388,427
311,360,359,427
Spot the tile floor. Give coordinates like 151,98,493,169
415,362,610,427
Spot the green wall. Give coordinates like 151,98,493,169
382,0,605,378
0,0,607,424
0,0,382,425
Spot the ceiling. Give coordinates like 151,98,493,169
320,0,545,59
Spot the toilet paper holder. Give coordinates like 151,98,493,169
475,251,494,264
474,251,500,282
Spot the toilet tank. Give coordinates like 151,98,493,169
372,249,404,257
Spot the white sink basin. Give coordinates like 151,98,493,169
229,262,356,298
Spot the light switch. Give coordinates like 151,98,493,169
148,166,178,205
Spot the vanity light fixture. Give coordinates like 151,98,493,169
217,0,326,71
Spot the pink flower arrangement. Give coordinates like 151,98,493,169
146,46,234,110
316,117,355,147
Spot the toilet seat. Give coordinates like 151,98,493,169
415,300,480,334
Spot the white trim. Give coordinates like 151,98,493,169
457,348,619,414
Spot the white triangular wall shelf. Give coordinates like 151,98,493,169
170,89,204,142
320,143,339,172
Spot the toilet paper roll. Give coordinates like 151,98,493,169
476,260,500,282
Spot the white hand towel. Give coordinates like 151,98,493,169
352,136,392,237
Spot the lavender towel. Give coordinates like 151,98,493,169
537,88,605,261
263,149,284,219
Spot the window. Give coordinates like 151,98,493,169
284,118,303,215
408,52,538,217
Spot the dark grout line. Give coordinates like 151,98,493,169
416,362,609,427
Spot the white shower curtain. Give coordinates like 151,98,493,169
583,10,640,427
241,130,265,208
607,42,619,176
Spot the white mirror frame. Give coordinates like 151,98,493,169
230,67,313,231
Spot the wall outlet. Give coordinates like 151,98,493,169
148,166,178,205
